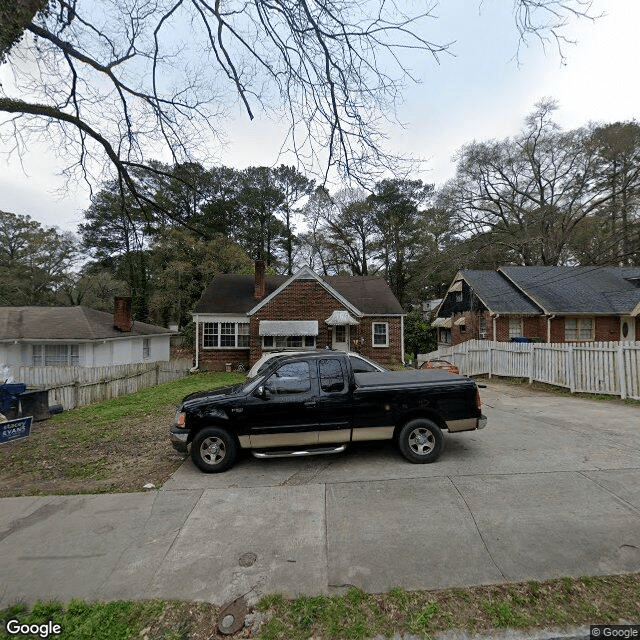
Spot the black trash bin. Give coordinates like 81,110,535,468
19,389,50,421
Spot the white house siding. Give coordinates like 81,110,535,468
1,336,171,368
92,336,171,366
2,343,21,366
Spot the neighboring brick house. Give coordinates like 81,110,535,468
192,262,406,370
434,266,640,346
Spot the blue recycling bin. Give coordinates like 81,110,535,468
0,383,27,417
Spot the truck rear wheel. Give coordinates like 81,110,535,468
397,418,443,464
191,427,237,473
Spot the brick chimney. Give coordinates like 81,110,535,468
114,297,133,332
254,260,266,301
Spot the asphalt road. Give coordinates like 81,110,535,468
1,380,639,608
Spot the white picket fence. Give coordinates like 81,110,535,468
4,359,193,410
418,340,640,400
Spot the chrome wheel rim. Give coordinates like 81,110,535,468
408,427,435,455
200,436,226,465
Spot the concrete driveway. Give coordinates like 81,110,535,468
1,381,639,607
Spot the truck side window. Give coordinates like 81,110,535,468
319,358,345,393
266,362,311,395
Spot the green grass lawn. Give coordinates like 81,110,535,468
0,371,245,497
1,574,638,639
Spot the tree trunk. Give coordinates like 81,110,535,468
0,0,48,60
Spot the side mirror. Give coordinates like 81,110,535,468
256,385,271,399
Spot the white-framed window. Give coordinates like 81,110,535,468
143,338,151,359
262,335,316,350
32,344,80,366
565,317,594,342
479,316,487,339
508,317,522,339
203,322,250,349
372,322,389,347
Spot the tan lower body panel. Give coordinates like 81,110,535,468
446,418,478,432
318,429,350,444
242,426,395,448
351,426,395,442
248,432,319,448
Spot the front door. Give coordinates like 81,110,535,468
332,325,349,351
620,316,636,342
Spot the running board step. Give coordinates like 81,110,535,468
252,445,347,459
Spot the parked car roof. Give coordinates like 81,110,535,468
247,350,387,378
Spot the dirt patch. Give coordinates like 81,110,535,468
0,406,186,498
143,601,265,640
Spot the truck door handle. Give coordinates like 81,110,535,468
304,400,317,407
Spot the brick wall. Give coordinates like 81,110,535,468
550,316,621,343
250,279,403,366
195,322,250,371
595,317,620,341
450,313,547,345
449,312,632,346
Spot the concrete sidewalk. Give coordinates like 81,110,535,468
1,381,639,608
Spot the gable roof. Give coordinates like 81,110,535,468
194,268,404,316
326,275,404,314
459,270,542,315
248,266,363,316
499,266,640,315
0,307,173,341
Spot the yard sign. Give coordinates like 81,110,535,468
0,416,33,445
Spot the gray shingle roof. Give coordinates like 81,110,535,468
499,266,640,314
193,274,287,314
460,270,542,314
194,273,404,316
0,307,173,341
326,276,404,314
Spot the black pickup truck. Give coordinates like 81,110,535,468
170,351,487,473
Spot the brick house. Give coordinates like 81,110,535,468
192,262,406,370
434,266,640,346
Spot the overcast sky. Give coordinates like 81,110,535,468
1,0,638,234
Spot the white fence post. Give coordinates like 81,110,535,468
567,345,575,393
528,344,534,384
488,344,493,379
617,345,627,400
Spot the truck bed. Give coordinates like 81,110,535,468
354,368,463,388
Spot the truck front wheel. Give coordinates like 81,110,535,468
397,418,443,464
191,427,237,473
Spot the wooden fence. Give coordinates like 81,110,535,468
4,359,193,410
418,340,640,401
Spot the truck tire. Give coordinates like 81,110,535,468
191,427,237,473
397,418,443,464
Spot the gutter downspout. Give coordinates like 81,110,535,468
547,315,556,344
401,314,405,365
194,314,200,370
492,313,500,342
